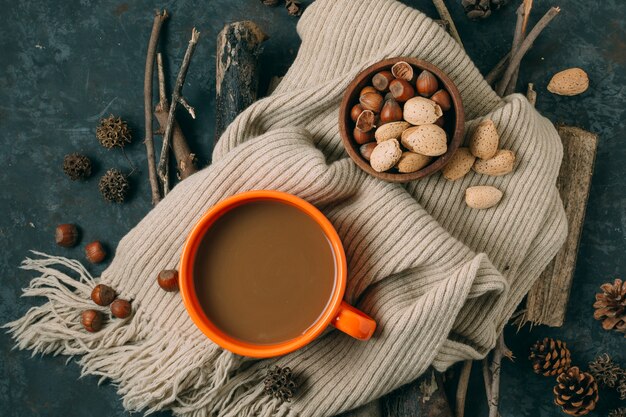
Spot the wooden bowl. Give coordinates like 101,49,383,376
339,57,465,183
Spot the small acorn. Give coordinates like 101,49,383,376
85,241,106,264
430,89,452,111
110,299,132,319
157,269,180,292
55,224,79,247
353,127,375,144
81,309,103,332
359,142,377,161
359,86,378,96
91,284,116,306
350,104,364,122
359,92,384,113
356,110,376,132
416,70,439,97
372,71,394,92
391,61,414,81
389,79,415,102
379,98,403,124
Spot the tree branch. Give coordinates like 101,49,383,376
485,52,510,85
496,7,561,96
143,10,168,205
456,360,472,417
157,28,200,194
432,0,464,48
499,3,528,95
488,334,505,417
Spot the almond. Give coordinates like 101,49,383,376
469,119,499,159
465,186,503,209
395,152,432,173
401,124,448,156
403,97,443,125
547,68,589,96
370,139,402,172
442,147,475,180
473,149,516,176
375,121,411,143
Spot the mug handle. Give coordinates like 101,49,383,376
331,301,376,340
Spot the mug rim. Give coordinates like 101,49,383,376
179,190,347,358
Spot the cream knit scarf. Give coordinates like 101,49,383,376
6,0,567,416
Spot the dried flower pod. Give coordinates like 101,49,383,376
353,127,375,145
389,79,415,102
430,89,452,111
416,70,439,97
96,115,131,149
372,71,394,92
85,241,106,264
360,86,378,96
359,142,377,161
609,407,626,417
99,169,130,203
285,0,303,16
55,224,79,247
264,366,297,403
157,270,180,292
391,61,414,81
81,309,103,332
359,92,383,113
91,284,116,306
461,0,507,19
110,299,132,319
618,379,626,400
63,153,92,180
588,354,624,388
380,98,403,124
356,110,376,132
350,104,364,122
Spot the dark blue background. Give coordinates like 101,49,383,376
0,0,624,416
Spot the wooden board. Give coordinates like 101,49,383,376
524,125,598,327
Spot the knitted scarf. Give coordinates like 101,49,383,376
5,0,567,416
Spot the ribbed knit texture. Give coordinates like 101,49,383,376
5,1,567,416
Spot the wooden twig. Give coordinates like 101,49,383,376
155,53,198,180
521,0,534,33
432,0,464,48
455,360,472,417
496,7,561,96
488,334,505,417
143,10,168,205
215,21,268,141
500,3,528,95
482,359,492,400
526,83,537,106
157,28,200,195
485,52,510,85
381,368,454,417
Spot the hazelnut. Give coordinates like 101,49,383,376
91,284,116,306
359,142,377,161
371,71,394,92
356,110,376,132
359,92,383,113
110,299,132,319
157,269,180,292
430,89,452,111
416,70,439,97
391,61,414,81
85,241,106,264
55,224,79,247
435,115,445,128
359,86,378,96
389,79,415,102
353,127,375,145
81,309,103,332
350,104,364,122
379,98,403,124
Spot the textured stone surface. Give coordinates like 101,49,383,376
0,0,623,416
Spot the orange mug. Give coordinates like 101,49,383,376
179,190,376,358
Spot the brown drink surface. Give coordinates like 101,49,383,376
194,200,336,345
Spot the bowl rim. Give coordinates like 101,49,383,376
339,57,465,183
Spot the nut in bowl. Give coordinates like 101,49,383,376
339,57,465,182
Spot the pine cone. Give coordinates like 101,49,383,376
553,367,599,416
588,353,624,388
263,366,297,402
593,278,626,335
63,153,92,180
96,115,132,149
461,0,507,19
285,0,303,16
529,338,572,376
99,169,129,203
609,408,626,417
